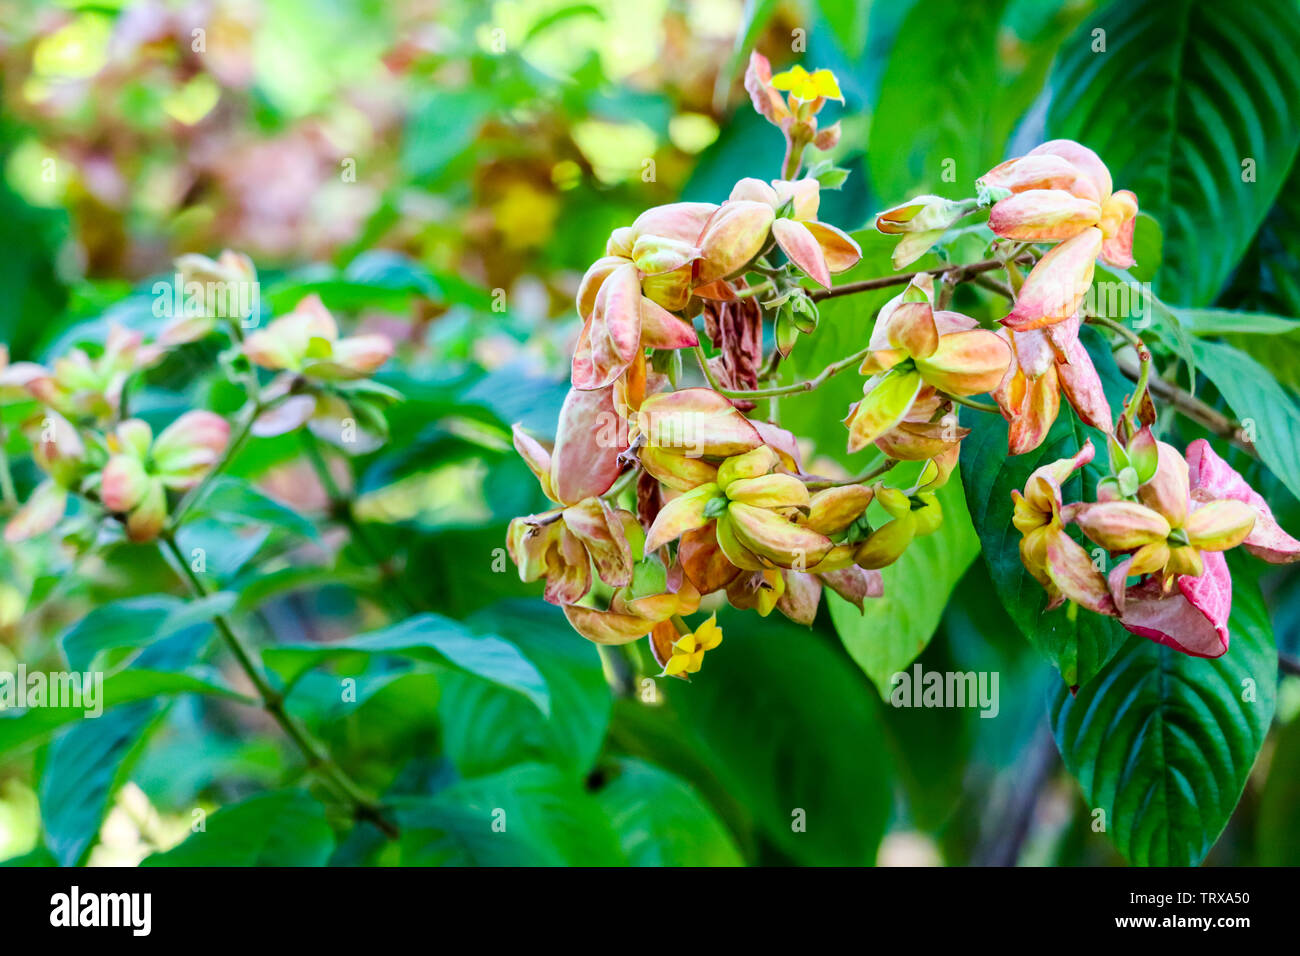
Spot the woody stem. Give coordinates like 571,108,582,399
159,531,398,839
810,256,1021,302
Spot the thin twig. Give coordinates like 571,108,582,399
802,457,900,491
300,431,421,614
810,256,1015,302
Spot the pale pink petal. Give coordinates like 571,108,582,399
1186,438,1300,563
1119,550,1231,658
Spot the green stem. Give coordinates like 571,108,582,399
944,392,1000,414
300,431,420,615
1086,315,1151,434
168,397,262,530
803,457,900,491
160,531,397,838
0,425,15,512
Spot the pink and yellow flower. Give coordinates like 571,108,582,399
979,140,1139,330
1010,441,1116,615
845,276,1009,452
723,178,862,287
571,203,716,390
992,313,1113,453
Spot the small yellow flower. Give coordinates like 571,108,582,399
770,65,843,103
663,615,723,676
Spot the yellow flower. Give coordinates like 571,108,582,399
663,615,723,676
770,65,843,103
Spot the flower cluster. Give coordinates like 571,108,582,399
505,51,1300,676
1011,433,1299,657
2,260,395,546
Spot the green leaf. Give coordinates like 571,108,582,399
1178,309,1300,337
1193,339,1300,504
143,790,334,866
1218,164,1300,317
1046,0,1300,305
1256,713,1300,865
182,476,319,542
669,611,894,865
437,601,611,778
40,702,162,866
402,89,494,181
262,612,550,716
60,593,234,672
960,326,1132,687
1050,557,1276,866
868,1,1008,203
830,477,979,695
0,670,243,757
596,758,743,867
394,763,626,866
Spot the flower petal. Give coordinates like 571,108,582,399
772,217,831,288
725,503,832,570
1184,499,1256,552
1137,440,1190,529
916,329,1011,396
845,369,924,453
644,482,721,552
1119,550,1231,658
552,385,623,505
1074,500,1171,551
1003,228,1102,331
725,473,810,509
1186,438,1300,563
696,201,775,285
989,190,1101,241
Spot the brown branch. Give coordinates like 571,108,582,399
811,257,1016,302
1114,352,1255,454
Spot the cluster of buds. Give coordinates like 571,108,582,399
2,255,396,547
1012,432,1300,657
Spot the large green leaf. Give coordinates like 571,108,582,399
1046,0,1300,305
669,611,893,865
60,593,233,672
1050,557,1276,866
144,789,334,866
1219,164,1300,317
830,477,979,695
437,601,612,778
393,762,626,866
867,1,1008,203
262,612,550,715
1193,339,1300,504
596,758,743,867
960,327,1132,687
